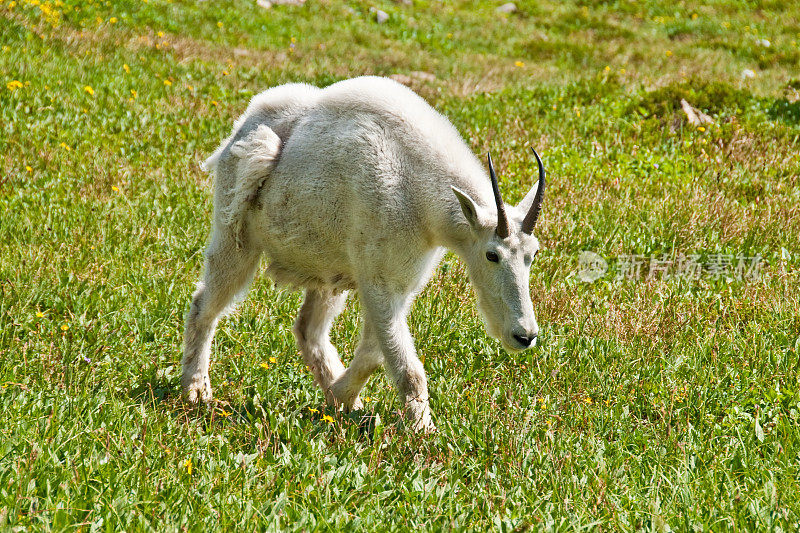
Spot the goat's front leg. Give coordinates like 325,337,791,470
359,286,434,433
330,320,383,410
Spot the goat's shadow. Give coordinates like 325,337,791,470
129,371,180,405
232,393,384,440
128,374,383,439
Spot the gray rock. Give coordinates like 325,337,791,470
496,2,517,14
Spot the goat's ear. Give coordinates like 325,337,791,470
516,179,542,215
451,186,484,230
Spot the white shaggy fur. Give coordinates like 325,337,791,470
182,76,544,432
223,125,282,245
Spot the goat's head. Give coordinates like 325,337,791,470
452,148,546,352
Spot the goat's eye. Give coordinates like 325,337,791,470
486,251,499,263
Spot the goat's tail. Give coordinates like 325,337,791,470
202,124,282,247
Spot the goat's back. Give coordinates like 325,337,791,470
214,77,486,288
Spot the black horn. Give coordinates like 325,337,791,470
487,152,510,239
521,147,546,234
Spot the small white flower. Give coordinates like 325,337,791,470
741,69,756,79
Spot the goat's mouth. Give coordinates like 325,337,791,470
500,338,526,353
500,332,538,352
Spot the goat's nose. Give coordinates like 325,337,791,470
513,333,536,348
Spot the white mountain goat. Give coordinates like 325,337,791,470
182,76,546,431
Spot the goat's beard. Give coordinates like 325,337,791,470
475,293,503,342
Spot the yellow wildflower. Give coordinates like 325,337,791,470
583,397,593,405
575,109,581,117
604,65,611,72
322,415,334,424
666,50,672,57
514,60,524,67
157,31,164,37
59,142,70,151
109,17,117,23
269,356,277,364
163,79,172,86
123,63,130,73
691,13,698,19
36,311,44,318
697,126,706,132
25,165,32,173
130,89,137,98
6,80,23,91
61,324,69,331
211,100,218,107
218,409,231,417
362,396,371,403
111,186,119,191
260,362,269,370
308,407,318,413
216,21,223,28
84,85,95,96
184,459,192,475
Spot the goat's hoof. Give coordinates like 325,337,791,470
410,418,437,434
182,376,213,404
326,383,363,412
350,397,365,411
403,401,436,434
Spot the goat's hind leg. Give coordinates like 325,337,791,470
293,288,349,407
182,234,260,403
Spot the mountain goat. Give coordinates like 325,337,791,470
182,76,546,431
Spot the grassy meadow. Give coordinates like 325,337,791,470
2,0,800,529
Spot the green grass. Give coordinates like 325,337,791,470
2,0,800,529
